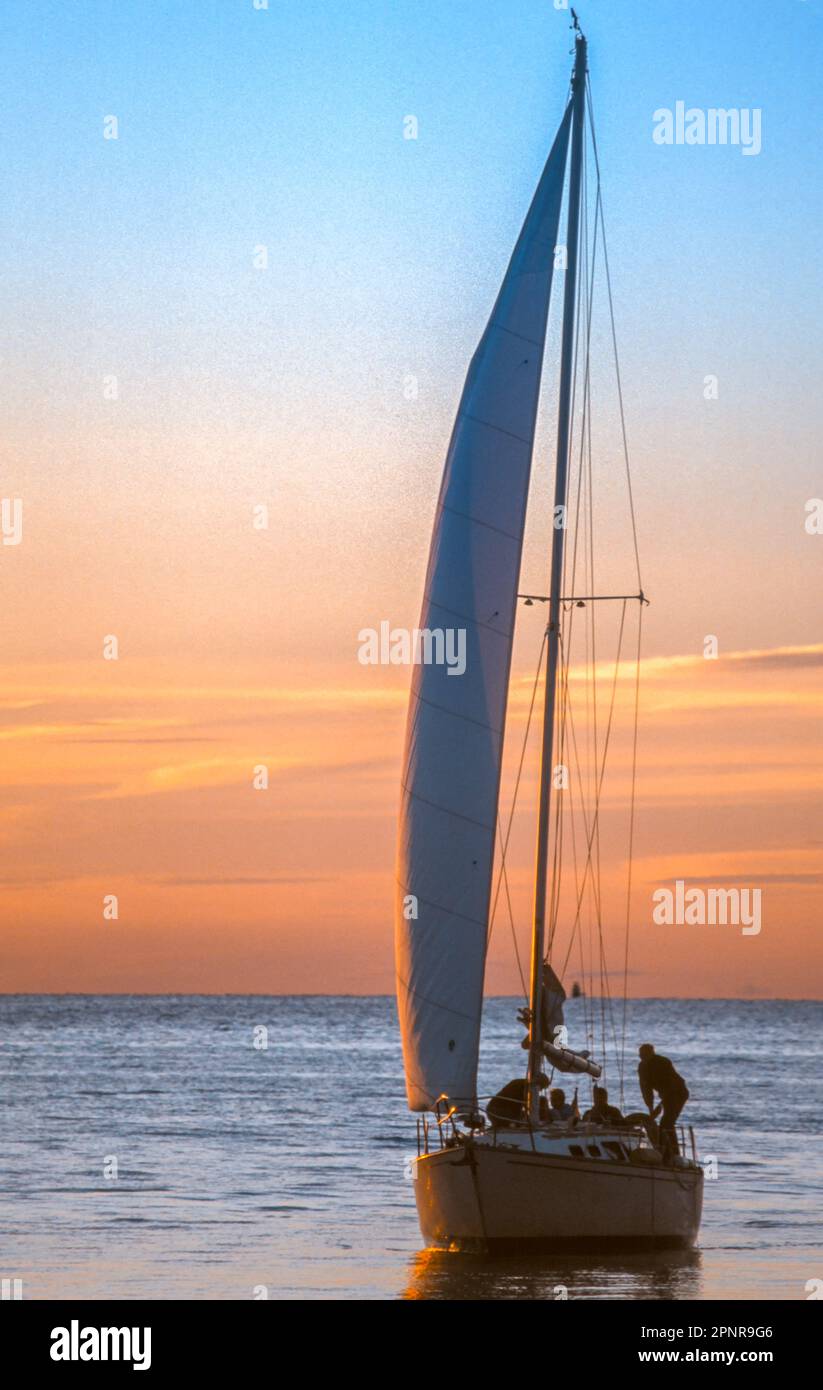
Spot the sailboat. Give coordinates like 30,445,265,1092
394,17,703,1252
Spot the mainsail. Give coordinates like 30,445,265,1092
395,104,573,1111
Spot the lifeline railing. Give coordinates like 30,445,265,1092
416,1100,699,1165
417,1096,557,1157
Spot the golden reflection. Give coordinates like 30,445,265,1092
403,1245,703,1301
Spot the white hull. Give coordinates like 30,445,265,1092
413,1131,703,1252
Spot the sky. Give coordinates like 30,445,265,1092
1,0,821,996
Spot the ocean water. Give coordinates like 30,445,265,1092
1,995,821,1301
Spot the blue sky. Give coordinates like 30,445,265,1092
1,0,821,660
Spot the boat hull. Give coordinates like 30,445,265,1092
414,1140,703,1253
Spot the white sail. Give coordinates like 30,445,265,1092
395,105,573,1111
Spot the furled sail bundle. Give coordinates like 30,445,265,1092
395,106,573,1111
526,964,601,1078
540,963,566,1045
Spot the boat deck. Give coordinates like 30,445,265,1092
417,1110,701,1171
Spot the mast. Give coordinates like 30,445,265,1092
527,22,587,1120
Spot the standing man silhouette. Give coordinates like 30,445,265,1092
638,1043,690,1160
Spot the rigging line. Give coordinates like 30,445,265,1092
549,642,595,1064
486,642,547,1001
573,134,600,867
488,638,545,953
553,605,611,940
550,351,587,948
559,615,625,1091
619,600,644,1094
586,75,643,591
563,83,599,613
548,519,580,952
580,128,593,827
547,639,567,942
580,146,608,1031
561,668,598,1062
499,833,528,998
547,99,626,1075
557,109,598,636
549,115,599,949
562,275,585,606
563,127,600,619
545,255,583,950
546,631,567,942
486,631,547,964
580,601,627,928
556,599,628,976
581,84,639,1084
579,129,603,1061
549,135,612,972
579,93,639,1083
549,703,593,974
550,364,586,937
491,646,543,1001
578,899,592,1051
549,637,595,1049
567,704,605,946
547,621,579,953
552,648,600,941
549,216,594,951
569,125,608,1073
547,631,575,951
597,929,624,1100
534,138,594,1012
586,431,611,1055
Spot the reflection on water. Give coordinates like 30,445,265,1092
2,997,821,1298
404,1246,703,1301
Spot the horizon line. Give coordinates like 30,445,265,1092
1,991,820,1002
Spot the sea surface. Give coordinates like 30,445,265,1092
1,995,821,1301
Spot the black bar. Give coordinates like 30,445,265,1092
6,1297,816,1374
